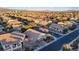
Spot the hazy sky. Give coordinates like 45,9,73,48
0,0,79,7
5,7,79,11
0,0,77,2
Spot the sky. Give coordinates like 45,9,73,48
0,0,79,7
0,0,79,10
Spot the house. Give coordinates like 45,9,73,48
70,18,78,21
1,16,10,22
58,21,74,27
8,20,23,29
49,23,64,33
72,20,79,27
7,19,23,32
34,19,48,26
33,26,49,33
23,29,53,50
38,20,48,26
24,29,47,41
0,33,22,51
0,32,26,51
11,32,26,41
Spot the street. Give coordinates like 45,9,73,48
37,28,79,51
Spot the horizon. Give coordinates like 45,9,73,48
3,7,79,11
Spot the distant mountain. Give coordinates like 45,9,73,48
0,7,79,11
5,7,79,11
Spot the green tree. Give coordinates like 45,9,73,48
21,28,26,33
63,27,68,34
69,24,77,30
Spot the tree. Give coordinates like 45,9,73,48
2,22,9,27
63,27,68,34
63,43,72,51
43,34,53,42
69,24,77,30
21,28,26,33
3,25,14,33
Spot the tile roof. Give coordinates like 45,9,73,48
0,32,25,42
8,20,22,25
0,33,16,42
38,21,48,26
24,29,46,40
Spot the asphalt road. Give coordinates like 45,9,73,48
38,28,79,51
50,31,62,38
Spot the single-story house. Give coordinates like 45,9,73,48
23,29,53,50
24,29,47,41
8,20,23,29
49,23,64,33
0,33,22,51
